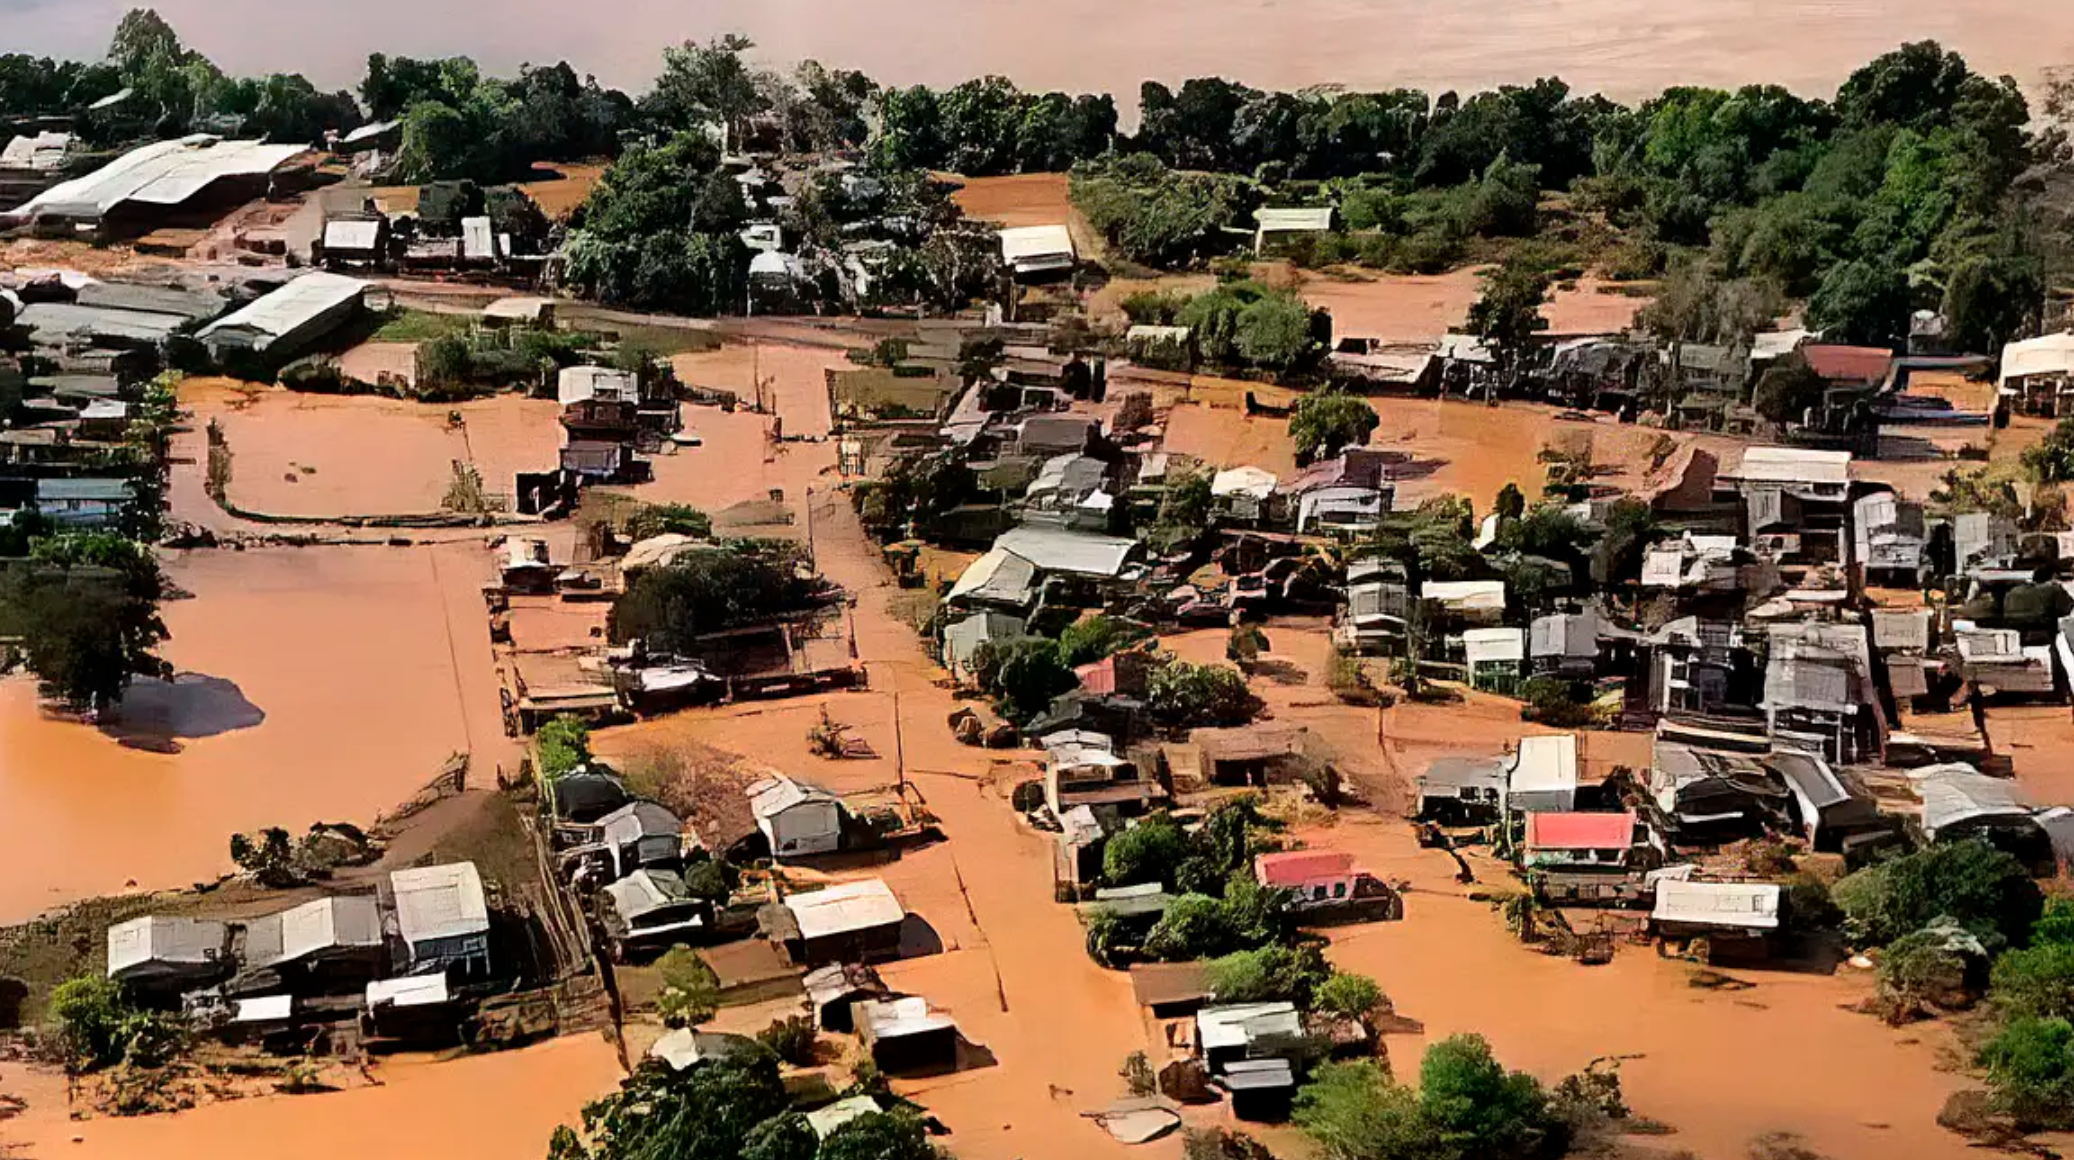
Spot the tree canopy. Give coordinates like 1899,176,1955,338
0,533,172,710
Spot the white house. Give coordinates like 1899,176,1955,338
1507,734,1579,813
749,775,845,858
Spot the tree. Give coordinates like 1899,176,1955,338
819,1111,942,1160
1831,839,2044,949
47,974,135,1070
1144,893,1242,960
1150,467,1213,553
1419,1034,1559,1160
1204,944,1331,1005
1288,390,1380,461
1103,813,1191,888
1466,262,1550,381
1751,362,1831,427
625,503,714,541
0,533,172,710
1057,615,1145,667
1980,1016,2074,1129
536,715,593,780
1806,258,1908,348
552,1050,790,1160
654,947,720,1027
1147,660,1259,728
1314,972,1387,1021
973,637,1077,723
1990,941,2074,1023
1293,1061,1434,1160
1493,483,1527,522
646,35,768,147
755,1016,818,1066
740,1114,819,1160
2022,417,2074,484
1235,294,1318,370
608,541,830,653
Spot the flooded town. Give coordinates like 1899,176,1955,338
5,12,2074,1160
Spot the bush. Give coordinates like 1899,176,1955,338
626,503,713,541
1981,1016,2074,1129
1831,840,2043,950
1205,944,1332,1006
1147,660,1259,728
48,975,132,1071
655,947,719,1027
1144,894,1242,961
1103,813,1191,889
1990,940,2074,1023
1313,971,1387,1021
1057,615,1148,668
1288,389,1380,461
1876,928,1978,1018
757,1016,818,1066
536,715,593,781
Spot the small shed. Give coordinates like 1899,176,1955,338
239,895,385,980
552,769,632,824
1651,878,1781,943
1217,1057,1297,1122
1462,627,1525,692
388,862,491,978
1196,1002,1303,1072
598,800,687,879
771,879,906,965
804,963,889,1032
363,973,455,1040
999,225,1076,278
557,365,638,406
601,869,707,957
1416,755,1508,823
1254,850,1359,904
107,916,231,991
649,1027,758,1071
854,995,960,1073
1252,206,1334,252
1507,735,1579,813
749,775,845,859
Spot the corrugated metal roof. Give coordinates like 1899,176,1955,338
323,218,382,252
38,478,132,502
1509,735,1578,794
1652,879,1780,929
2001,333,2074,387
603,868,699,920
749,774,840,820
389,862,489,946
1255,850,1354,887
1913,764,2032,836
11,135,307,219
1730,446,1852,487
557,365,637,406
783,878,904,940
946,546,1039,605
17,301,191,344
1463,626,1525,665
107,915,227,978
995,526,1141,578
856,995,957,1040
1197,1001,1302,1050
1253,207,1334,232
198,272,368,343
244,895,383,967
998,225,1075,264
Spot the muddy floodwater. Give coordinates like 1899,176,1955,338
0,545,509,924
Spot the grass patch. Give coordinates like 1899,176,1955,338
0,895,163,1028
370,310,473,343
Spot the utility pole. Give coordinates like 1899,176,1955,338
892,688,907,794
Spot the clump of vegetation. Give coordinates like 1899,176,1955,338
47,975,178,1074
1203,943,1333,1005
608,539,833,654
0,532,172,711
1288,389,1379,462
653,946,720,1028
1295,1035,1577,1160
1831,840,2043,950
756,1016,818,1066
624,503,713,541
535,715,593,781
1146,659,1261,728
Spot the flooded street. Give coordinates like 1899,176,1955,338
0,544,509,924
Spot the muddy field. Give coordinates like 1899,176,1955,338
0,544,510,924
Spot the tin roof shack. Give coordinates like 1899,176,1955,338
1765,749,1883,851
501,535,556,594
551,769,632,825
854,995,961,1073
1045,732,1165,819
768,878,906,965
601,869,709,960
2000,333,2074,418
1649,741,1792,841
1765,621,1884,765
1521,812,1647,904
995,525,1147,590
943,610,1026,685
1211,466,1280,527
1651,878,1781,960
1958,626,2058,699
649,1027,758,1071
1461,627,1525,693
1874,608,1937,704
1719,447,1852,568
595,800,690,880
1422,579,1507,628
4,135,311,238
1531,610,1604,679
1253,206,1334,254
1911,764,2053,870
1336,562,1412,654
197,272,370,371
319,214,389,268
945,547,1039,615
1253,850,1400,924
561,397,640,444
1130,961,1214,1019
1000,225,1076,280
1854,491,1928,588
1507,735,1580,814
1218,1057,1299,1122
1417,755,1509,824
388,862,491,979
107,916,232,998
235,895,385,993
749,775,846,860
363,974,457,1043
804,963,889,1032
30,476,131,527
558,365,638,406
1196,1001,1305,1073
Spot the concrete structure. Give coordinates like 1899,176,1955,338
854,995,960,1072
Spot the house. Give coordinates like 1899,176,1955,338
598,800,688,879
995,526,1146,583
1649,742,1790,838
2000,333,2074,417
942,610,1024,684
1520,811,1638,871
320,215,387,266
749,775,846,859
1196,1001,1304,1072
1192,727,1314,787
1218,1058,1298,1122
1422,580,1506,626
557,365,639,407
1296,485,1389,536
1720,447,1852,562
560,439,632,481
1957,626,2056,697
1912,764,2047,859
1462,627,1525,693
1764,620,1883,765
1013,414,1097,456
1252,206,1334,253
1337,570,1412,654
1650,877,1781,955
1045,732,1164,818
6,135,310,236
1530,610,1603,678
1801,344,1894,389
1211,466,1279,525
387,862,491,978
1507,735,1579,813
649,1027,758,1070
601,869,708,958
1129,961,1214,1018
804,963,889,1032
771,878,906,965
1854,492,1928,586
237,895,385,985
551,769,631,824
561,397,640,443
1765,748,1883,850
999,225,1076,279
31,477,131,526
1416,755,1509,823
363,974,455,1040
1253,850,1399,922
196,272,368,362
853,995,960,1072
501,536,555,592
107,916,231,993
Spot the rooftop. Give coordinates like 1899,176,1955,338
1509,734,1579,795
748,774,841,819
2001,332,2074,386
995,526,1141,579
1801,344,1893,384
1727,446,1852,488
1253,206,1334,232
1652,878,1781,930
107,915,227,977
1255,850,1355,887
998,224,1075,263
1196,1001,1302,1051
946,546,1040,606
197,272,368,344
1523,811,1635,850
855,995,958,1040
783,878,905,940
388,862,489,946
9,135,308,219
242,895,383,968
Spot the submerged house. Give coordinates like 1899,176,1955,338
1764,621,1883,766
601,869,708,958
237,895,385,989
1520,811,1639,872
1416,755,1509,823
749,775,846,859
387,862,491,979
195,271,369,364
1507,735,1580,813
769,879,906,965
107,916,231,994
854,996,960,1073
1650,877,1781,955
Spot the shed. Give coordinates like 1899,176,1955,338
1912,764,2035,841
363,973,453,1038
999,225,1076,278
1416,755,1508,822
1253,206,1334,251
598,800,686,879
995,526,1144,580
853,995,960,1072
946,547,1041,611
1507,735,1579,813
552,769,631,824
1217,1057,1297,1122
943,610,1024,682
774,878,906,965
196,271,368,358
1129,962,1213,1018
107,916,230,989
557,365,639,406
1254,850,1360,906
601,869,707,956
388,862,491,977
8,136,309,227
1651,878,1781,935
240,894,384,974
749,775,845,859
804,963,889,1032
1196,1002,1303,1071
649,1027,757,1071
1462,627,1525,691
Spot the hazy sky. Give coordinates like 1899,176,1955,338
10,0,2071,106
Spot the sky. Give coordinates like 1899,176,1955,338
7,0,2071,109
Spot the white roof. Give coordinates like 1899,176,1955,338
11,136,307,218
247,895,384,967
783,878,905,940
389,862,489,946
1729,446,1852,487
197,272,368,342
1126,324,1191,343
484,296,555,321
856,995,957,1039
649,1027,752,1070
106,915,226,978
230,994,294,1023
748,774,840,820
999,225,1075,263
2000,333,2074,387
995,526,1140,579
1462,627,1525,665
1253,206,1334,232
946,545,1039,605
1912,764,2033,835
1,131,70,171
1423,579,1506,612
341,119,400,144
1509,735,1579,795
366,973,451,1009
1652,879,1781,930
1437,332,1495,364
557,365,638,406
1751,329,1810,360
1211,466,1279,500
323,218,381,251
749,250,806,279
1196,1001,1302,1050
806,1096,881,1138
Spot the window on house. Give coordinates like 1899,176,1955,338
1332,882,1347,898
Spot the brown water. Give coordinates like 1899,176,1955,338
51,1,2073,108
0,544,510,924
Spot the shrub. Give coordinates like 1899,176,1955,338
1831,840,2043,949
757,1016,819,1066
1147,660,1259,728
1144,894,1242,961
625,503,713,541
1313,972,1387,1021
1990,940,2074,1023
1103,814,1191,889
536,715,592,781
655,947,719,1027
1980,1016,2074,1129
48,975,132,1070
1205,944,1332,1006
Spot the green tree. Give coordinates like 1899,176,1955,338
2022,416,2074,484
975,638,1077,722
1314,972,1387,1021
1204,944,1332,1005
1942,251,2042,357
551,1050,790,1160
1144,893,1241,960
1147,660,1259,728
819,1111,942,1160
654,947,720,1028
645,35,768,146
1103,813,1191,888
536,715,593,780
1980,1016,2074,1129
0,533,172,710
1057,615,1146,667
1293,1060,1433,1160
1235,294,1318,371
47,974,134,1070
609,541,830,652
1751,362,1831,426
1419,1033,1558,1159
1288,390,1380,461
625,504,714,541
740,1113,819,1160
1831,839,2043,949
1806,258,1908,348
1466,262,1550,381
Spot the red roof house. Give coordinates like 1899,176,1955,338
1522,811,1637,852
1255,850,1357,890
1801,345,1893,386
